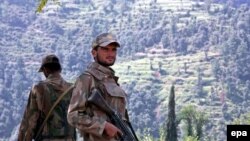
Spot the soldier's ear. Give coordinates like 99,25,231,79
42,67,48,77
92,49,97,58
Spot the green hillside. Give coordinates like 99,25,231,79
0,0,249,140
112,48,227,140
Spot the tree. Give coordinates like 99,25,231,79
194,112,207,140
205,0,212,13
211,59,221,81
37,0,59,13
176,38,188,54
184,136,198,141
127,83,160,137
161,34,170,49
0,55,6,80
179,105,207,140
180,105,195,137
232,112,250,125
37,0,48,12
196,67,204,96
165,85,177,141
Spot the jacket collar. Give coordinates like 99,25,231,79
87,62,119,82
88,62,115,76
45,72,64,85
44,72,70,92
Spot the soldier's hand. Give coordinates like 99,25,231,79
104,122,122,139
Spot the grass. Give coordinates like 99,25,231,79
113,49,217,100
113,51,227,139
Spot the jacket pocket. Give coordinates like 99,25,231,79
103,82,126,98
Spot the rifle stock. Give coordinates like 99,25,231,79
88,89,139,141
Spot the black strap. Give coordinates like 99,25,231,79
126,120,139,141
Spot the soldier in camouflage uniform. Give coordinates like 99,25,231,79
67,33,130,141
18,54,76,141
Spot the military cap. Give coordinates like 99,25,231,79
92,33,120,49
38,54,61,72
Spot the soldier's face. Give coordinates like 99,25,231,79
92,44,117,67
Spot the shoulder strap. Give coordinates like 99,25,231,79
83,70,100,88
34,85,74,140
84,70,106,94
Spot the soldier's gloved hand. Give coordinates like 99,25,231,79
104,122,123,139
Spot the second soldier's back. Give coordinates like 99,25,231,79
18,54,76,141
36,77,75,140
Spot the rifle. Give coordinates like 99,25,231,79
87,89,139,141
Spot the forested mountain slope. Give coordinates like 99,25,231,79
0,0,249,140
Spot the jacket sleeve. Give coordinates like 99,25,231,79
67,74,106,137
17,86,40,141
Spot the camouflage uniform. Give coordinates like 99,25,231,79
18,73,76,141
67,62,128,141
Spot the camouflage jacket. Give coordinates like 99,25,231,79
67,62,128,141
18,73,75,141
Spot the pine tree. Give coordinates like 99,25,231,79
166,85,177,141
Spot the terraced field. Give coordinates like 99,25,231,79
0,0,232,140
112,49,228,140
